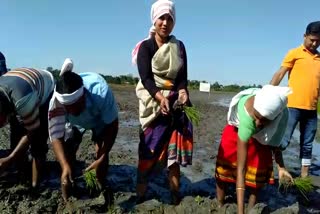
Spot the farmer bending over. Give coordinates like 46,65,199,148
49,58,119,201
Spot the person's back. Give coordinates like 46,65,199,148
0,68,54,128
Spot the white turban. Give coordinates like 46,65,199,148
254,85,292,120
151,0,176,27
54,58,84,105
60,58,74,76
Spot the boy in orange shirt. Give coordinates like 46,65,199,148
270,21,320,177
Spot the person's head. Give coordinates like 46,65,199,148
55,59,85,116
253,85,292,129
0,52,7,75
0,92,12,127
151,0,176,39
304,21,320,53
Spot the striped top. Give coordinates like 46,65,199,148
0,68,54,131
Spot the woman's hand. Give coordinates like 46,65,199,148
61,164,74,201
178,89,188,104
155,91,170,115
160,97,170,115
278,168,293,183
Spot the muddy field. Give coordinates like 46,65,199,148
0,85,319,213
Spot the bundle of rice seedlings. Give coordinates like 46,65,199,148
279,176,314,201
293,177,314,200
183,105,201,126
84,170,100,194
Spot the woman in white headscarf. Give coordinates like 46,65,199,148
132,0,193,205
215,85,293,214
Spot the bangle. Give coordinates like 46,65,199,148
236,187,245,191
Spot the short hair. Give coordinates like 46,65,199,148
0,52,7,75
306,21,320,36
56,72,83,94
0,52,5,61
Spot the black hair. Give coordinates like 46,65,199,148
0,52,7,75
56,72,83,94
0,52,5,61
306,21,320,36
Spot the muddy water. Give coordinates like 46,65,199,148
0,89,319,213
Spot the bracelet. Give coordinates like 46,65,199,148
236,187,245,190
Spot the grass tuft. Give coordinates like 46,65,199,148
84,170,101,194
183,105,202,126
279,176,314,201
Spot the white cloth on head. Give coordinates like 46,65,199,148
60,58,73,76
131,0,175,65
227,85,291,146
254,85,292,120
151,0,175,26
54,86,84,105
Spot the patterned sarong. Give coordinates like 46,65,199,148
137,92,193,184
215,124,274,188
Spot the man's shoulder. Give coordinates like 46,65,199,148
289,45,305,54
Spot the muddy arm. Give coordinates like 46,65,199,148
273,148,293,182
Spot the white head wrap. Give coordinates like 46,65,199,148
131,0,176,65
54,58,84,105
151,0,175,28
254,85,292,120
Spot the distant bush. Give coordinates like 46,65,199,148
46,67,262,92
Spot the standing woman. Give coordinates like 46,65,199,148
132,0,193,205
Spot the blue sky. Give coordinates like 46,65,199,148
1,0,320,85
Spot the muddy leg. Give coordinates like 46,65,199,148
32,158,44,187
301,165,309,178
168,163,180,205
216,180,225,207
248,187,259,211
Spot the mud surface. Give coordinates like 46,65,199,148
0,85,319,213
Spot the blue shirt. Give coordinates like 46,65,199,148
67,72,118,132
48,72,118,140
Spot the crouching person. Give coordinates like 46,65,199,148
215,85,294,214
0,68,54,187
48,59,119,201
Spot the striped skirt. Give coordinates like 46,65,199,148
215,124,274,188
137,112,193,184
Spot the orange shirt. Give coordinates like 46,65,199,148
281,45,320,110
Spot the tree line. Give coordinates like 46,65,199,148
46,67,261,93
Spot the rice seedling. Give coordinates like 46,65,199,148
84,170,100,194
279,176,314,201
183,105,201,126
294,177,314,200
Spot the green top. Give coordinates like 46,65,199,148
237,94,256,142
